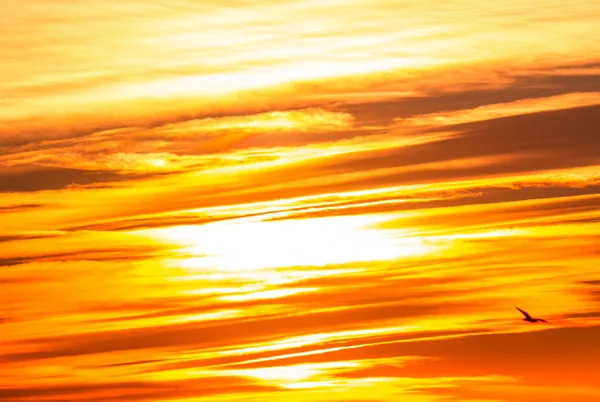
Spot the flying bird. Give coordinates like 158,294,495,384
515,306,548,323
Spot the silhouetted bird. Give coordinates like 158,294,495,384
515,306,548,323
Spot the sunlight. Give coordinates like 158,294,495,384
124,57,436,100
148,157,167,168
4,1,600,400
217,325,418,357
225,361,361,386
138,214,433,272
218,287,318,302
162,108,355,133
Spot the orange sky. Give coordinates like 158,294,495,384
1,1,600,401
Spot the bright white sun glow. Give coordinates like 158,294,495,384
136,215,432,271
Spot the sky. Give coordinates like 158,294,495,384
1,0,599,401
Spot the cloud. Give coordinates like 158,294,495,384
46,162,597,234
0,258,32,267
394,92,600,128
0,232,60,244
388,325,600,379
0,165,167,193
339,66,600,125
0,248,163,268
1,56,597,152
314,105,600,180
225,325,600,397
0,377,274,402
0,203,42,211
0,298,472,363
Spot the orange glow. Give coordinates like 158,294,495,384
1,0,599,401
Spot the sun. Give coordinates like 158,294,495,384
135,214,433,272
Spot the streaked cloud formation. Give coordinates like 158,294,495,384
1,0,599,401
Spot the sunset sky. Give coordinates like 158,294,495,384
1,1,600,401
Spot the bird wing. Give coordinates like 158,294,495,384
537,318,548,323
515,306,532,319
